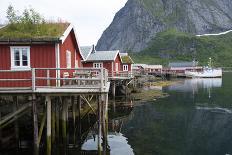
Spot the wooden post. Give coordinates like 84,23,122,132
0,111,1,148
32,95,39,155
52,99,56,145
112,81,116,97
32,68,36,92
102,95,106,155
47,69,50,86
98,95,102,155
78,95,82,146
61,97,67,148
13,96,19,149
55,98,60,143
46,96,52,155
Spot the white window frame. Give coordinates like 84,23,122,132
10,46,31,70
123,65,128,71
93,62,103,68
66,50,71,69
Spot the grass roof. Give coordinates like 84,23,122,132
121,55,134,64
0,22,70,39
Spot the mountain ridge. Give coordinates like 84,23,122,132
96,0,232,52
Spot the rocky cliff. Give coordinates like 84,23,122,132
96,0,232,52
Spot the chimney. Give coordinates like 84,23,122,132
92,44,96,53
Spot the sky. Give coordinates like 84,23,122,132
0,0,128,45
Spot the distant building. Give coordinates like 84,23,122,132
119,53,134,72
145,65,163,73
168,61,202,73
80,46,122,76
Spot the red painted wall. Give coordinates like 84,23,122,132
0,44,56,87
59,30,82,80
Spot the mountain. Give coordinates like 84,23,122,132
96,0,232,52
130,29,232,67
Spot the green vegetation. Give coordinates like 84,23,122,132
121,55,134,64
0,5,69,39
131,29,232,67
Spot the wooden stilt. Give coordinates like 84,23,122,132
55,98,60,143
98,95,102,155
61,97,67,148
52,99,56,145
38,108,46,145
0,111,2,148
102,95,106,155
112,81,116,97
32,95,39,155
78,95,82,147
46,96,52,155
13,96,19,149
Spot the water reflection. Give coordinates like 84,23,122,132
82,132,134,155
167,78,222,92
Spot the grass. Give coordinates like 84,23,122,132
0,22,69,39
131,29,232,67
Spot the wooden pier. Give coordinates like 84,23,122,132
0,67,110,155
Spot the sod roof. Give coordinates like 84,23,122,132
0,22,70,41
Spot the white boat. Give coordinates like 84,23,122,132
185,68,222,78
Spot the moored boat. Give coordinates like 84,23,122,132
185,67,222,78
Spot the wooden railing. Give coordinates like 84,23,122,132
0,68,108,92
108,71,133,79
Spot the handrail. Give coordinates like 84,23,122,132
0,68,109,92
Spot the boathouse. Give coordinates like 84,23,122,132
119,53,134,72
168,61,202,73
0,23,110,155
0,23,85,88
80,46,132,79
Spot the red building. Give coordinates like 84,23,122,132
80,46,122,77
119,53,134,72
0,23,83,87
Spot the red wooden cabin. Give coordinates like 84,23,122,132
119,53,134,72
0,23,83,87
80,46,123,77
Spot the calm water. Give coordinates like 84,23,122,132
1,73,232,155
82,72,232,155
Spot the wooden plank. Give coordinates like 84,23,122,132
0,102,31,126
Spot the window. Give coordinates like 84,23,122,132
115,63,119,72
123,65,128,71
93,63,103,68
66,50,71,68
11,46,30,70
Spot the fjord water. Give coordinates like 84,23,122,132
118,72,232,155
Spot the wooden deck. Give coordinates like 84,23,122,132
108,71,134,80
0,68,110,95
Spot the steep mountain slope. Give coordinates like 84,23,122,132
130,29,232,67
96,0,232,52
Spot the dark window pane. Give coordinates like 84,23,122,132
23,61,28,66
15,61,20,66
14,50,20,61
22,49,28,61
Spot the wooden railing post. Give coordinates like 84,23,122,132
47,69,50,86
32,68,36,92
100,68,104,92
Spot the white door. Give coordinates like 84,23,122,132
66,50,71,68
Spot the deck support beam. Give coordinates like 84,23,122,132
55,98,60,143
46,96,52,155
112,81,116,97
98,95,102,155
32,95,39,155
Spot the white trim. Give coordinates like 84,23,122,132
60,24,73,44
60,24,85,61
113,50,120,61
55,43,60,87
10,46,31,71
